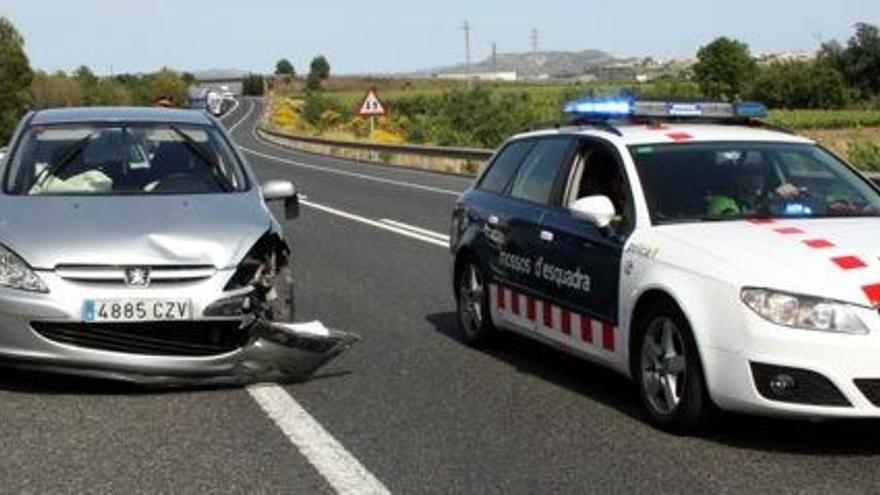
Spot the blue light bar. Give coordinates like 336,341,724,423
734,101,768,118
563,99,632,117
564,98,768,120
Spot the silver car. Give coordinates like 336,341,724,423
0,107,355,384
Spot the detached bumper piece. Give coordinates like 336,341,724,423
234,320,360,384
750,362,851,407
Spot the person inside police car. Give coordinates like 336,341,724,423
708,152,801,216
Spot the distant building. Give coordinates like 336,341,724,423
435,71,518,82
756,51,817,65
192,69,248,96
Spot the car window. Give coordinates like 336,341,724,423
569,140,635,228
631,142,880,223
5,123,247,196
478,140,534,194
508,137,572,205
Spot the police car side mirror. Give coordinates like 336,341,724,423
261,180,300,219
570,195,616,228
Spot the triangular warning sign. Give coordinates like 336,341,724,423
357,89,387,116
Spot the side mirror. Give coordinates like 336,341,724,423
261,180,300,219
570,195,616,228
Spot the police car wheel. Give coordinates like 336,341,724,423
456,261,495,346
635,300,711,434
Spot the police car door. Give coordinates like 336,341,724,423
534,137,632,356
484,137,575,329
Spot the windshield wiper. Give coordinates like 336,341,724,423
27,133,96,192
168,126,233,192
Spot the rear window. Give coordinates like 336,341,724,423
5,123,247,196
477,140,534,194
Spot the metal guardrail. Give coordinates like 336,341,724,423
257,127,880,185
257,127,495,163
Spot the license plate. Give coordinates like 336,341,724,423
82,299,192,323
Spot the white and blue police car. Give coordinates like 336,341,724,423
450,99,880,432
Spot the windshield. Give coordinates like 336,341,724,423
630,141,880,224
4,123,247,196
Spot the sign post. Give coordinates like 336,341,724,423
356,88,388,136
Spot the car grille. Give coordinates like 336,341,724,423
854,379,880,407
54,265,216,286
31,321,249,357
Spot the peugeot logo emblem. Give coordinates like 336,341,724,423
125,267,151,287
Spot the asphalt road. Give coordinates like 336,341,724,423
2,99,880,493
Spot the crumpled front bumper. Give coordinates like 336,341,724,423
0,280,359,386
0,318,359,386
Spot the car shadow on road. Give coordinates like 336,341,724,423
427,310,880,455
0,366,353,396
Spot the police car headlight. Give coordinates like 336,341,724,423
0,244,48,293
741,288,868,334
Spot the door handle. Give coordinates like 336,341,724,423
540,230,554,242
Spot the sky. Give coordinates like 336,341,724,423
2,0,878,75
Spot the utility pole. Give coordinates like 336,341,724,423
491,42,497,73
463,21,472,75
530,28,539,55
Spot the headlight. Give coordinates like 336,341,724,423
741,288,868,334
0,244,48,293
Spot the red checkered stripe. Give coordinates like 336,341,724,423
488,283,617,354
748,219,880,305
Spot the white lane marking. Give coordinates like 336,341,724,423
228,98,254,133
302,199,449,248
379,218,450,242
247,384,390,495
243,143,462,197
219,98,241,122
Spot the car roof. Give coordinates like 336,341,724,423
30,107,214,126
513,122,814,146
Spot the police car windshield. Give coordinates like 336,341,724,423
630,142,880,224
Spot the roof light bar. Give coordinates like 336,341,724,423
563,98,768,120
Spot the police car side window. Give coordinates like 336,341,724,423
508,138,572,205
477,140,534,194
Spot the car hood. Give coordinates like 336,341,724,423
0,193,271,269
653,217,880,307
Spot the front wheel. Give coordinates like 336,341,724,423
456,260,496,346
634,300,713,434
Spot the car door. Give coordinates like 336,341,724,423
534,137,633,355
462,139,536,290
486,136,576,331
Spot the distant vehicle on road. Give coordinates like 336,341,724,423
0,106,355,384
451,99,880,432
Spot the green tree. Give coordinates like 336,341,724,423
306,55,330,90
0,17,33,144
822,23,880,97
749,60,849,109
693,37,756,101
275,58,295,76
30,70,84,108
243,73,265,96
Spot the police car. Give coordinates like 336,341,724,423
450,99,880,432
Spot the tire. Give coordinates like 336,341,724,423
268,265,296,322
456,259,496,346
633,299,714,434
